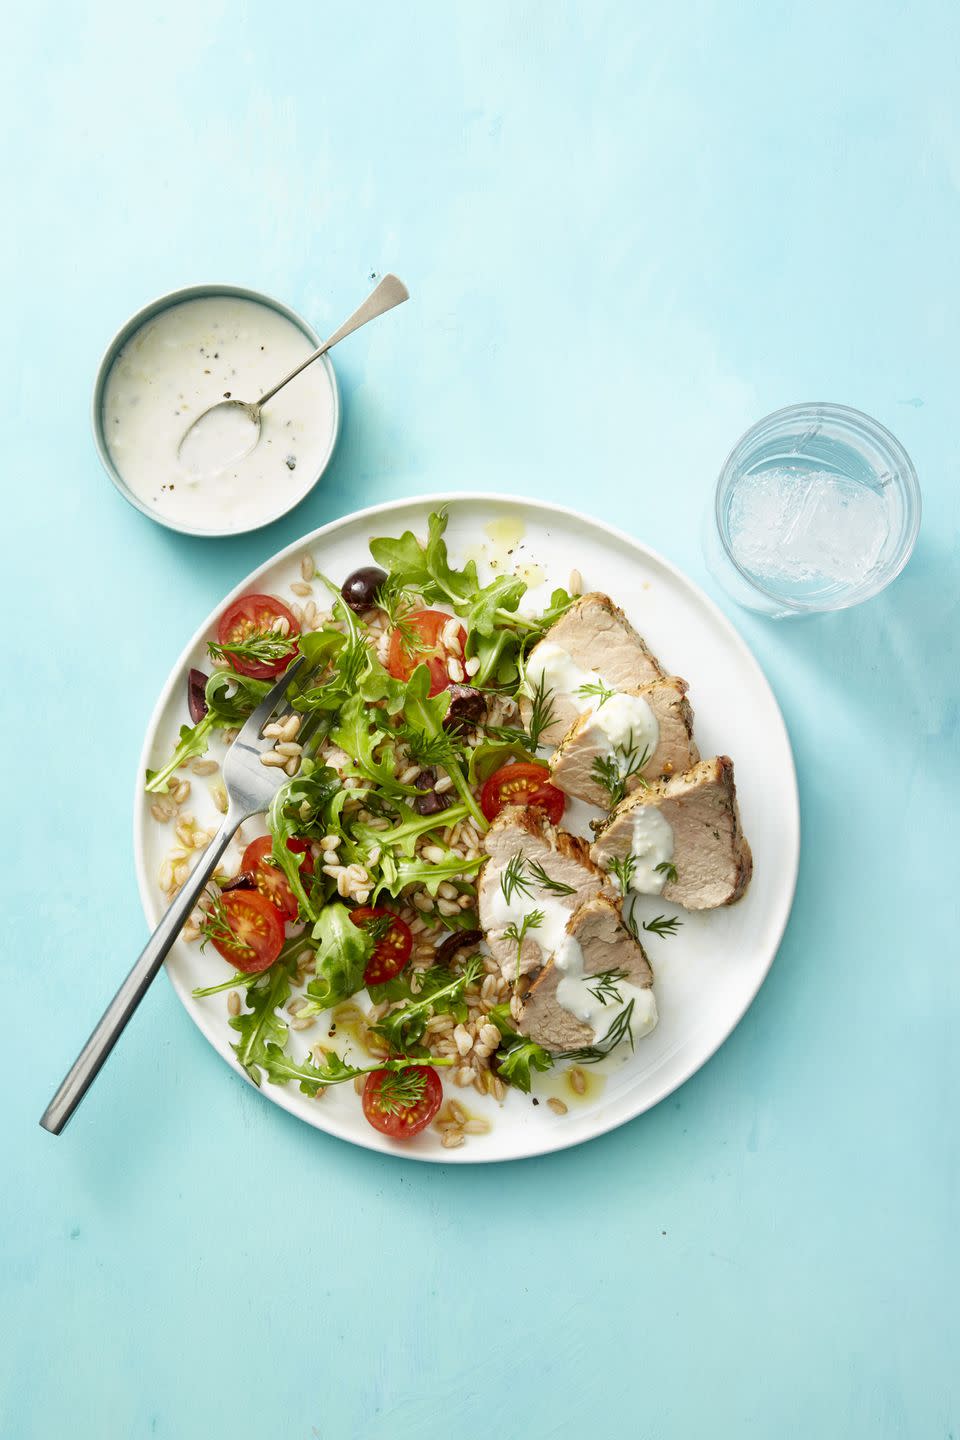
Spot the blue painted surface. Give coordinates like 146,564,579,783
2,4,958,1436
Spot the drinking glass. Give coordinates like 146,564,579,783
705,403,921,618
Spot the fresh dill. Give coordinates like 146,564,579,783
207,628,297,668
590,733,652,805
586,968,628,1006
198,891,255,959
375,580,434,660
643,913,682,938
577,679,616,706
525,672,558,749
360,912,394,944
503,909,544,984
501,851,535,905
402,727,457,770
558,998,636,1064
526,859,577,896
607,853,637,891
372,1066,429,1115
655,861,678,885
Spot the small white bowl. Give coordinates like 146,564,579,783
92,283,341,537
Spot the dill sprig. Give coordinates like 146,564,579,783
586,968,627,1006
501,852,535,905
526,859,577,896
503,909,544,984
643,913,682,939
198,891,255,959
558,997,636,1064
208,627,297,668
525,672,558,749
577,679,616,706
607,853,637,892
372,1066,429,1115
590,733,652,806
655,861,678,885
375,581,434,660
360,911,394,944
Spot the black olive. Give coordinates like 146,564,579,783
434,930,483,968
443,684,487,732
187,668,209,723
412,767,452,816
341,565,388,614
220,870,256,893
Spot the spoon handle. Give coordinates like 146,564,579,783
256,273,409,409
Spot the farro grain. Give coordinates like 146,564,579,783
353,1075,366,1096
159,860,174,891
569,1067,587,1095
399,764,420,785
436,898,460,918
457,895,474,910
322,851,340,867
421,844,446,865
437,881,458,900
479,1023,501,1048
280,715,301,741
274,615,291,637
446,657,464,683
290,580,313,596
463,1118,490,1135
303,601,318,629
454,1066,476,1087
453,1025,473,1057
182,920,201,943
448,1100,467,1125
300,554,315,581
441,1129,465,1148
283,757,300,775
150,802,169,824
568,568,583,596
492,1076,506,1102
413,892,434,913
321,834,341,849
291,604,304,624
211,782,228,813
434,775,454,794
259,751,287,768
275,741,303,758
547,1096,568,1115
227,991,241,1017
290,1016,315,1031
464,655,481,677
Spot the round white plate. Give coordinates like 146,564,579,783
135,494,799,1162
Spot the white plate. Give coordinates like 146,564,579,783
135,494,799,1163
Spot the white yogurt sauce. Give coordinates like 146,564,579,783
486,880,572,965
553,932,659,1043
524,642,607,715
581,690,659,777
102,296,336,532
627,806,675,894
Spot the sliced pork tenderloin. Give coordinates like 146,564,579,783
590,756,752,910
518,896,657,1052
549,676,699,808
479,806,615,982
521,592,665,745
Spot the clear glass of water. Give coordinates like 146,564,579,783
705,403,921,617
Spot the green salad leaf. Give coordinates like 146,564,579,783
257,1045,452,1098
229,962,294,1085
299,902,375,1015
372,955,483,1052
488,1005,554,1092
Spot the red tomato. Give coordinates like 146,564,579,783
241,835,315,921
362,1066,443,1138
350,906,414,985
216,593,300,679
207,888,284,973
386,608,466,698
480,761,566,825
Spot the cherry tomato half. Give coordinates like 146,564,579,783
207,888,284,973
480,761,566,825
362,1065,443,1138
216,593,300,679
350,906,414,986
386,608,466,698
241,835,315,922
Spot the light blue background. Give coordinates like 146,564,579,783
3,4,958,1437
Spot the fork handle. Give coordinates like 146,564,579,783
39,811,243,1135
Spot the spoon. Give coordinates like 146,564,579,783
177,273,409,474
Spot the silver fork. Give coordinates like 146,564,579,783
40,656,307,1135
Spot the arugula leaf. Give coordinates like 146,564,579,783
258,1043,452,1097
266,767,342,920
373,956,483,1052
487,1004,554,1092
375,851,484,901
145,670,272,793
352,800,470,861
300,901,375,1014
229,963,293,1085
399,664,487,829
331,693,411,793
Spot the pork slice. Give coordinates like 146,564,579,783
549,677,699,807
518,896,654,1051
590,756,752,910
479,806,614,980
521,593,665,745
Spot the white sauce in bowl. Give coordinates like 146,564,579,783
102,295,336,533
